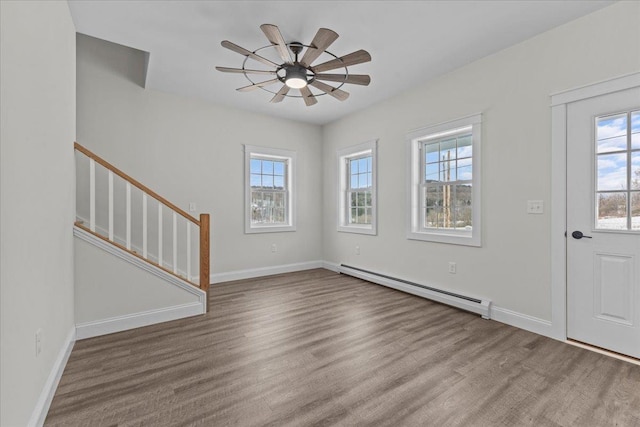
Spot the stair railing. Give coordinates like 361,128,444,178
74,142,210,299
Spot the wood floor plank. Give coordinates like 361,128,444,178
45,269,640,426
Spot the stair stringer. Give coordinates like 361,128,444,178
74,226,206,339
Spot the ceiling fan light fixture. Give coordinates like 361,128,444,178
285,77,307,89
284,66,308,89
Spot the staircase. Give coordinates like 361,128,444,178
73,142,210,338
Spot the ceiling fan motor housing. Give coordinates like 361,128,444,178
283,64,310,88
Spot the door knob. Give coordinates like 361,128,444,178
571,231,592,239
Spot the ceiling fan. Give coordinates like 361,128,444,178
216,24,371,106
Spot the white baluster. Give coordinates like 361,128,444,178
89,159,96,232
142,194,148,258
172,212,178,274
125,183,131,250
108,171,114,241
158,203,163,267
186,222,191,281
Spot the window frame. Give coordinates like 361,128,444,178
337,139,378,235
406,114,482,246
244,145,296,234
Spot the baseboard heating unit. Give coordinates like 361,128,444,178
338,264,492,319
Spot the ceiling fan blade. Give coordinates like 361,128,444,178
299,86,318,106
314,73,371,86
215,66,276,75
299,28,339,67
309,80,350,101
270,85,290,103
311,49,371,73
260,24,293,64
221,40,278,68
237,79,280,92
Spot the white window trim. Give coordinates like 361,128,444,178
406,114,482,247
337,139,378,235
244,145,296,234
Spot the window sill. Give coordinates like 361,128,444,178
337,224,377,235
246,225,296,234
407,230,481,247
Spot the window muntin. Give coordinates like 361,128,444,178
348,155,373,225
337,140,377,235
595,110,640,231
407,114,481,246
245,145,296,233
421,131,473,231
250,157,288,225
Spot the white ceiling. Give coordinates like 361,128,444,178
68,0,613,125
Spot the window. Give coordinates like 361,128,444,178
337,140,377,234
595,110,640,230
244,145,296,233
407,114,481,246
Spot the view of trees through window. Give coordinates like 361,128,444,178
250,157,287,224
422,133,473,230
596,110,640,230
348,156,372,224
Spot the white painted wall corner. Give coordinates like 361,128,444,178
322,261,340,273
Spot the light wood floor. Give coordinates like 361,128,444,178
46,269,640,426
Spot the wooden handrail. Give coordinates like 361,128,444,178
74,142,199,226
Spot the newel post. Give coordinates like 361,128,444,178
199,213,210,310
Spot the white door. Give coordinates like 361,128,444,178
567,86,640,359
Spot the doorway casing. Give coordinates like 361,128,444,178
550,71,640,341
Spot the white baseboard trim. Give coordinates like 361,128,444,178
76,302,204,340
491,305,554,338
322,261,340,272
210,260,324,284
29,327,76,427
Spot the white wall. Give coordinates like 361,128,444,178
0,1,76,426
76,34,324,279
322,1,640,322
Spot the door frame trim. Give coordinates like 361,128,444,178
550,71,640,341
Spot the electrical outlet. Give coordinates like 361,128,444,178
189,202,197,212
271,243,277,253
527,200,544,214
36,329,42,357
355,246,360,255
448,262,457,274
